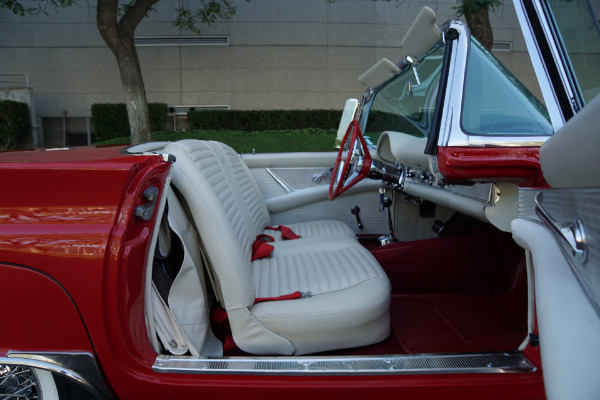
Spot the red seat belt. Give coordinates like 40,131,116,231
254,291,302,303
266,225,300,240
251,226,300,261
251,234,274,261
210,291,307,353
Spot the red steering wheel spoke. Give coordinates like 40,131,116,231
329,120,372,200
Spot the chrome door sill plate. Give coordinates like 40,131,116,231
153,352,536,375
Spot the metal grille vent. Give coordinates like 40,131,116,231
492,41,513,52
135,36,229,47
168,105,230,115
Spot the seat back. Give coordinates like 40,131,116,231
165,140,300,354
164,140,261,310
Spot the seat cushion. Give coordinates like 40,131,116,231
262,220,355,241
250,235,391,354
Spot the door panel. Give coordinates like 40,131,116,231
513,188,600,400
244,152,442,240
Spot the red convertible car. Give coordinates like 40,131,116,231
1,1,599,399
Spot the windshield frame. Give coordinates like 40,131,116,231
358,20,554,153
358,42,447,143
437,20,553,149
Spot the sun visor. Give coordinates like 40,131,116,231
358,58,400,88
400,7,442,61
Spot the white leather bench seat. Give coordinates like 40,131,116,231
252,235,390,354
164,139,391,355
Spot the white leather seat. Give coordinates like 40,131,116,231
164,139,391,355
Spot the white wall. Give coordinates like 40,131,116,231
0,0,540,118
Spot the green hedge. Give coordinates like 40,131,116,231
91,103,167,142
187,109,343,131
95,128,337,153
364,110,427,138
0,100,31,151
148,103,168,132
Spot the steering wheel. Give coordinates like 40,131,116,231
329,120,372,200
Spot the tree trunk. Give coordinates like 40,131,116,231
112,40,152,144
465,7,494,51
96,0,156,144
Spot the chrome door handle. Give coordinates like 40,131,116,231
312,167,333,184
535,192,587,263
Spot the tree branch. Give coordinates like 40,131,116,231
96,0,119,48
119,0,160,38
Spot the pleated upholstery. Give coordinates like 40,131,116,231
252,239,386,299
182,141,255,259
274,220,355,239
215,142,271,235
165,139,391,355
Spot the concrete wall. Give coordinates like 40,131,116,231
0,0,541,120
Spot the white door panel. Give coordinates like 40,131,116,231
248,158,443,239
514,188,600,400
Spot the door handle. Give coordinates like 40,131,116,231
534,192,587,263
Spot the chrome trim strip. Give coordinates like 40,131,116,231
438,21,470,148
3,352,112,399
513,0,568,129
465,137,548,147
153,352,536,376
265,168,294,193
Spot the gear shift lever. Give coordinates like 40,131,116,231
351,206,364,230
379,196,399,246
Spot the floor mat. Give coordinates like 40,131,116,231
390,293,528,354
370,222,524,296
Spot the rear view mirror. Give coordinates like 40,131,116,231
406,56,422,96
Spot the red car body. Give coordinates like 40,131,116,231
0,148,545,400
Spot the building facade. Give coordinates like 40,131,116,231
0,0,541,145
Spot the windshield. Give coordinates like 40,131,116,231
461,38,554,136
362,43,445,140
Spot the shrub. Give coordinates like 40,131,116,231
91,103,130,141
148,103,168,132
187,109,343,131
91,102,168,142
94,128,338,153
0,100,31,151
